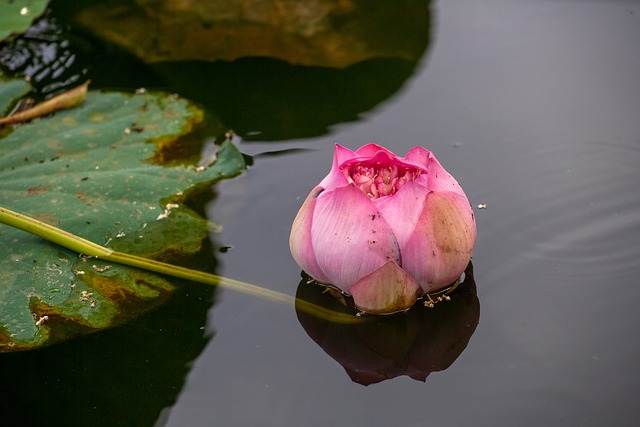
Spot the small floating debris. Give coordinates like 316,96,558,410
92,264,112,273
156,203,179,220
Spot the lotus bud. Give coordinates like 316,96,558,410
290,144,476,314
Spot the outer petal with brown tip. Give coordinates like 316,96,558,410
401,191,476,292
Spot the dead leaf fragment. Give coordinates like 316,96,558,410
0,80,91,125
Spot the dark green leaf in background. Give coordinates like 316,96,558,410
0,75,245,352
0,0,49,41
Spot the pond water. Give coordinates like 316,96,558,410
1,0,640,426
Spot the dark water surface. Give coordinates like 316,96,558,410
2,0,640,426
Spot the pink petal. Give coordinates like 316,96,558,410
411,150,467,197
403,146,433,169
289,185,331,284
401,191,476,293
343,147,425,176
374,181,429,250
319,144,356,192
354,143,397,158
348,261,421,314
311,184,401,291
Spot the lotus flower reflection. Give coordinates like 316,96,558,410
290,144,476,314
295,263,480,385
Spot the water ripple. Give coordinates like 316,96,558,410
476,136,640,287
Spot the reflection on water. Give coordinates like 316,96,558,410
0,12,90,96
1,4,430,140
0,277,214,426
296,263,479,385
153,57,421,140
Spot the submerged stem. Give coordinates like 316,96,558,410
0,206,364,324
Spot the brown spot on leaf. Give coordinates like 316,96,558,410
27,186,48,196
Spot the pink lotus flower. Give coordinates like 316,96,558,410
290,144,476,314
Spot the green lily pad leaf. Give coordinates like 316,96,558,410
0,76,245,352
0,0,49,41
0,74,31,117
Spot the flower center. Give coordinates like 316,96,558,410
344,161,422,199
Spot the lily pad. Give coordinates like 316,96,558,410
0,74,31,117
70,0,430,68
0,0,49,41
0,76,246,352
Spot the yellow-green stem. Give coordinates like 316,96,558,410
0,206,363,324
